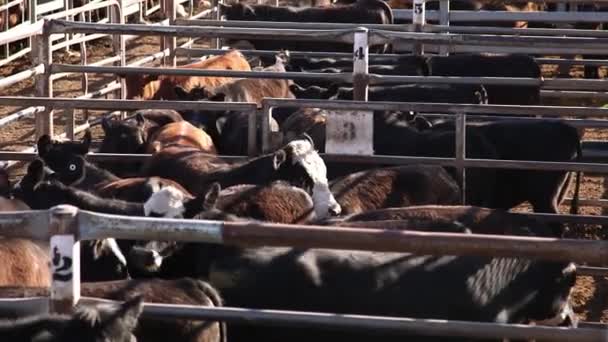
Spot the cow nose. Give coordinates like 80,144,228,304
329,203,342,216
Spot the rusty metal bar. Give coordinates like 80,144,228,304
76,210,608,265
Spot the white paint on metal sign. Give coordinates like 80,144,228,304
50,234,80,307
326,110,374,155
413,0,425,25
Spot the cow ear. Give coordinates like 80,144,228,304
27,159,46,185
273,149,287,170
215,116,228,136
173,86,190,100
299,133,315,149
209,92,226,102
289,83,305,95
80,130,92,154
37,135,53,158
101,117,113,132
100,295,143,333
135,113,146,127
203,183,221,210
218,3,230,13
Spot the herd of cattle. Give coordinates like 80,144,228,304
1,0,606,340
0,49,586,341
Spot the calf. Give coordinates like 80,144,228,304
14,159,188,218
220,0,393,52
143,135,341,218
82,278,225,342
155,241,576,342
331,165,461,215
0,296,142,342
122,50,251,100
38,132,193,202
425,119,583,215
0,239,50,287
146,121,218,154
426,54,541,105
99,110,183,176
175,52,294,109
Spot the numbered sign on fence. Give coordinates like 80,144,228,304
325,110,374,155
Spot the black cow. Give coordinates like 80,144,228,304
220,0,393,52
0,296,142,342
152,237,576,342
290,83,488,104
422,118,583,216
98,110,183,177
426,54,541,105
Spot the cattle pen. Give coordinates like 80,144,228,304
2,0,608,340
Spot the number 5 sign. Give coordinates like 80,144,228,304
413,0,425,25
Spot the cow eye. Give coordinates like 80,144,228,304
69,164,76,171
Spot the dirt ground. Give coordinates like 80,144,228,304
1,6,608,327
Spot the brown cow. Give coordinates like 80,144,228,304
146,121,218,154
174,52,295,107
0,169,50,287
123,50,251,100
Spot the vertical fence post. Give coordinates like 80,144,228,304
33,26,53,139
352,28,368,101
261,103,272,154
412,0,424,55
248,109,258,157
167,0,177,66
439,0,449,56
49,205,80,314
28,0,37,65
213,0,223,49
110,1,126,119
455,112,466,205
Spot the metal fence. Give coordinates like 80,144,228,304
0,1,608,340
0,204,606,341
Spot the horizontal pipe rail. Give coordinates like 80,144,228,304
47,20,355,43
136,302,605,342
74,210,608,265
176,47,608,68
0,20,43,45
0,97,257,111
50,64,352,82
0,64,44,90
47,64,608,90
178,18,608,38
393,9,608,23
372,29,608,49
262,98,608,117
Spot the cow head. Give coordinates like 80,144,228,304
38,130,91,161
100,114,149,155
275,135,341,218
99,114,151,176
58,296,143,342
